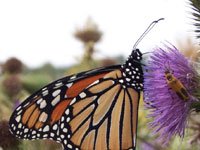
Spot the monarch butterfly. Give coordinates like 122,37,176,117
9,18,163,150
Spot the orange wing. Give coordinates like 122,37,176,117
9,65,140,150
9,65,120,142
59,70,140,150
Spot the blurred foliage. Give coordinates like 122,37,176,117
2,75,22,98
18,140,62,150
25,63,67,79
21,73,52,94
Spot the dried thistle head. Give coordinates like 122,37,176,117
176,38,200,61
3,57,23,74
74,18,102,43
0,120,21,149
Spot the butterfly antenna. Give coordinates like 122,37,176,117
142,51,153,55
133,18,164,49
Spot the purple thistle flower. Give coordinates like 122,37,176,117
144,44,199,145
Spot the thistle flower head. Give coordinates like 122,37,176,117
144,44,199,144
3,57,23,74
0,120,20,149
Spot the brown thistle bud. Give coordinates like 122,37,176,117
3,57,23,74
0,120,21,149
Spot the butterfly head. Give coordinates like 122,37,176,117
130,49,143,61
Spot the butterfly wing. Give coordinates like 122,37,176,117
60,69,140,150
9,64,140,150
9,65,120,141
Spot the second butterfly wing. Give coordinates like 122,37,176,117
9,65,119,142
60,69,140,150
9,65,140,150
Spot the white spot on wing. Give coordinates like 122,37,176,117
66,82,73,88
43,134,48,138
23,102,30,107
16,106,21,111
24,128,29,133
61,123,64,129
89,80,99,87
55,82,63,87
37,98,43,104
15,115,21,122
70,76,76,79
43,125,50,132
52,89,61,97
39,112,48,122
53,124,58,130
79,92,86,98
61,134,65,139
133,135,136,147
70,98,76,105
42,90,48,96
67,144,72,149
18,123,22,128
17,109,22,115
40,100,47,109
65,109,69,115
66,117,70,122
119,79,124,83
61,116,65,122
42,87,47,91
32,135,36,139
51,95,60,106
63,128,68,133
64,140,67,145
